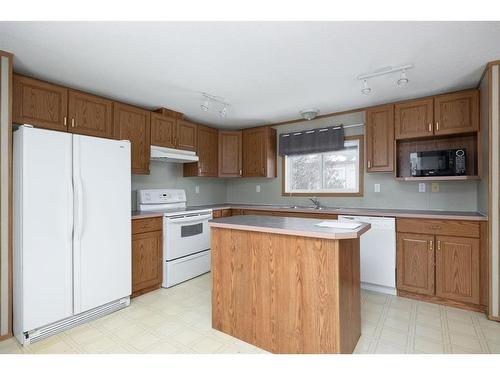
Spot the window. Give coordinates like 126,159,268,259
283,136,363,196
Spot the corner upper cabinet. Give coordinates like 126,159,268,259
13,74,68,131
184,125,218,177
218,130,242,177
177,120,197,151
366,104,394,172
150,113,176,148
395,98,434,140
113,102,151,175
434,90,479,136
68,90,113,138
242,127,277,178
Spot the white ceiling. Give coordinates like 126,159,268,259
1,21,499,129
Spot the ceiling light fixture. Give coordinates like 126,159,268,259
397,69,409,87
361,79,372,95
357,64,413,94
200,92,230,118
299,109,320,121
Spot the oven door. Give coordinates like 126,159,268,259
164,212,212,261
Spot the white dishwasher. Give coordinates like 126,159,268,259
338,215,396,295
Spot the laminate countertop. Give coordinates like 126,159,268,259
132,204,488,221
209,215,371,240
187,204,488,221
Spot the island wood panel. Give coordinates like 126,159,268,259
366,104,394,172
218,130,242,177
396,133,478,178
211,227,361,354
434,90,479,136
113,102,151,174
435,235,480,305
396,233,435,296
67,90,113,138
13,74,68,131
395,98,434,140
150,113,176,148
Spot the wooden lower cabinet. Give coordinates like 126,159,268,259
132,218,163,297
397,233,435,296
435,236,480,305
396,218,484,311
212,209,232,218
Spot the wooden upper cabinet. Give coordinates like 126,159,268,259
13,74,68,131
435,235,480,305
113,102,151,175
242,127,277,178
177,120,197,151
434,90,479,136
366,104,394,172
397,233,435,296
218,130,242,177
68,90,113,138
184,125,218,177
151,113,176,148
395,98,434,140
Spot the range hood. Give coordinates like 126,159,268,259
150,145,199,163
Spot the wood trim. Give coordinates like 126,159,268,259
281,135,364,197
397,290,486,313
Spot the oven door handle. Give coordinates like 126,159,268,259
166,213,213,224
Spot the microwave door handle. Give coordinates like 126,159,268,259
168,213,213,224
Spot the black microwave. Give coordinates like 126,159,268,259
410,149,466,177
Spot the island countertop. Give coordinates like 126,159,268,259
209,214,371,240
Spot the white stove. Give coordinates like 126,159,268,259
137,189,212,288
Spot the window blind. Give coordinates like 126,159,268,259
278,125,345,156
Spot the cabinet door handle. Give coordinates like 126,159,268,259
64,117,67,126
71,118,75,128
429,240,433,251
437,240,441,251
368,161,371,168
436,122,439,131
429,225,441,230
239,169,242,176
428,123,432,132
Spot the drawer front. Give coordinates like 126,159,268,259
221,209,232,217
212,210,222,218
132,217,163,234
397,218,479,238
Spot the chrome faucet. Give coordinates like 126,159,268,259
308,197,321,210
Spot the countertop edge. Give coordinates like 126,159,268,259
209,220,371,240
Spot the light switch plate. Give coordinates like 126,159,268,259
419,183,426,193
374,183,381,193
195,185,200,194
431,182,440,193
256,185,261,193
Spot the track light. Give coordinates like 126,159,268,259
397,69,409,87
361,79,372,95
201,99,209,112
219,106,228,118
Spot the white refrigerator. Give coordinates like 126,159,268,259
13,125,132,345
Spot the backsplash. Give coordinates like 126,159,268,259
226,111,479,212
131,161,227,209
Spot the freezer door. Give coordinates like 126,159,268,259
73,135,131,314
13,127,73,332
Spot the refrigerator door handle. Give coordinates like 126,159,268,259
73,137,84,242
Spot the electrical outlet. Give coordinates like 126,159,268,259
431,182,440,193
374,183,381,193
195,185,200,194
418,183,426,193
256,185,261,193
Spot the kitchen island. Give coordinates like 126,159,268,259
209,215,371,354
